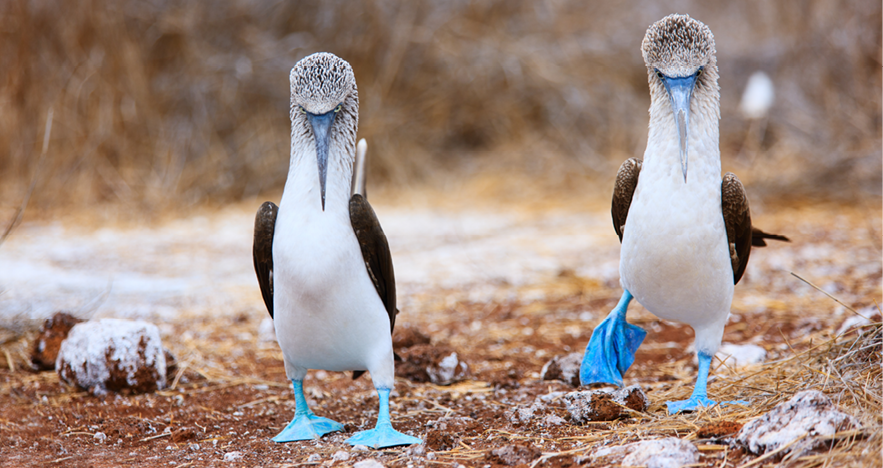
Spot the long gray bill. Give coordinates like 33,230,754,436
306,110,337,210
662,74,697,183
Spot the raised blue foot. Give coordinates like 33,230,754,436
345,389,421,449
580,290,647,386
665,352,748,414
273,380,343,443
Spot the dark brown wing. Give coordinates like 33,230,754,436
721,173,753,285
612,158,642,242
349,193,397,333
253,201,278,318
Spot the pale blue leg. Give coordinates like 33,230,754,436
272,380,344,443
580,290,647,387
665,351,748,414
345,388,421,449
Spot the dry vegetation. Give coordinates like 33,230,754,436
0,0,880,215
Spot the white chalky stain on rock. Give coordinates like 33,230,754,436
56,318,167,395
593,437,698,468
736,390,860,456
353,459,386,468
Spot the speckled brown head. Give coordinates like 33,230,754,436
642,14,716,78
641,14,720,182
289,52,359,210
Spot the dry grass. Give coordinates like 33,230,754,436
0,0,879,217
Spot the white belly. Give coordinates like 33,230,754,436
272,199,393,386
619,168,733,353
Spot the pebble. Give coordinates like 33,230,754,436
592,438,698,468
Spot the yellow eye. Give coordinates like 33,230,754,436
334,104,342,113
300,106,306,114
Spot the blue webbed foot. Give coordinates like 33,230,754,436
345,388,421,449
665,395,748,414
272,379,343,443
273,413,344,442
666,351,748,414
345,422,422,448
580,290,647,386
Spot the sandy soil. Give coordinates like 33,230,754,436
0,194,880,468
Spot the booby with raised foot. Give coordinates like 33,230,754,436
253,52,420,448
579,14,788,414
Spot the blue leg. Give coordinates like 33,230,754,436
272,380,344,443
580,290,647,387
665,352,748,414
345,388,421,449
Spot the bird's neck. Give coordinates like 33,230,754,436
282,138,354,215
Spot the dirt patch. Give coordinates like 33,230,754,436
697,420,744,439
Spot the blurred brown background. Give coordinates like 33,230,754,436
1,0,880,215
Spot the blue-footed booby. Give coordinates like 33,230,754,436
579,14,788,414
252,52,420,448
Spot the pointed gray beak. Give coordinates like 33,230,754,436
306,110,338,210
661,73,698,182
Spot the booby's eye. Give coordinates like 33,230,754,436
696,67,704,77
655,70,664,79
334,104,342,113
299,106,306,114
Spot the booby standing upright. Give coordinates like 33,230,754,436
253,52,421,448
579,14,788,413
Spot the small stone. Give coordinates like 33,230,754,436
735,390,861,456
352,444,369,452
353,459,386,468
56,319,167,395
307,454,321,462
593,438,698,468
716,343,766,368
541,414,567,426
223,451,242,462
405,444,426,456
332,451,350,461
425,429,457,451
696,421,744,439
564,385,649,423
93,432,107,442
540,352,582,387
396,344,468,385
188,443,200,451
30,312,83,371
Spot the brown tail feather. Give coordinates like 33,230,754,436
751,227,790,247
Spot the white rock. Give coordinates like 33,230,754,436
307,454,321,462
736,390,860,456
716,343,766,368
223,451,242,462
835,309,879,336
593,438,698,468
332,451,350,461
541,414,567,426
427,352,468,384
540,353,582,387
354,459,386,468
56,319,167,395
93,432,107,442
739,71,774,120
